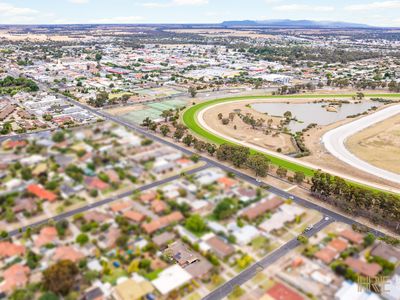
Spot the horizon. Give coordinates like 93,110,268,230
0,19,397,29
0,0,399,27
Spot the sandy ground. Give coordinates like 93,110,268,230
346,113,400,174
200,97,400,192
106,104,146,115
203,101,296,154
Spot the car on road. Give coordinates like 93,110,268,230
324,216,330,221
303,225,314,233
289,195,294,200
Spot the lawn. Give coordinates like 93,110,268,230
251,236,269,251
103,269,128,285
143,268,163,280
182,93,400,192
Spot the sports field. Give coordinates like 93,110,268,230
123,99,187,124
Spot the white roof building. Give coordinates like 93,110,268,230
259,204,305,233
227,223,260,246
195,168,224,185
382,274,400,300
151,265,192,295
335,281,382,300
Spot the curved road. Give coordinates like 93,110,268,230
322,104,400,185
197,101,400,193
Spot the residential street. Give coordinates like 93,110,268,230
1,88,391,300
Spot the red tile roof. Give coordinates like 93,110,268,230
2,140,27,150
206,236,235,258
0,242,26,258
140,190,157,203
242,197,284,220
344,257,382,278
27,184,57,202
151,200,168,214
314,247,338,264
142,211,184,234
110,201,131,213
35,226,58,248
339,229,364,245
53,246,84,263
267,282,304,300
217,177,237,188
123,210,145,223
328,238,348,252
85,177,109,191
0,264,30,294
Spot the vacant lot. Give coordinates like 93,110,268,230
346,114,400,174
203,100,297,154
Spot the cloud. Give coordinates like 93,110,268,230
273,4,334,12
345,1,400,11
142,0,208,8
173,0,208,4
69,0,90,4
264,0,282,4
90,16,144,23
0,2,39,17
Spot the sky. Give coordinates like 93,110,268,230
0,0,399,27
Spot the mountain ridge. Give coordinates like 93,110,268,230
221,19,373,28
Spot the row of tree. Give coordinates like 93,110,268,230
216,144,270,177
311,171,400,232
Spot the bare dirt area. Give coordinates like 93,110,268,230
106,104,145,115
203,100,297,154
345,113,400,175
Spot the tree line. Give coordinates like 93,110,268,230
0,76,39,95
311,171,400,232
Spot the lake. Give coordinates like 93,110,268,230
251,100,383,132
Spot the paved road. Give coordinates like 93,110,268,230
0,129,54,143
203,217,334,300
322,104,400,185
4,163,210,239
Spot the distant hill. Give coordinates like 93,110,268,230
221,19,372,28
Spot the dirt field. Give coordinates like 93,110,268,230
106,104,145,115
203,100,297,154
345,114,400,174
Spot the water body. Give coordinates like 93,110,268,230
252,100,383,132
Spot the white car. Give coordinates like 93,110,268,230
256,178,262,183
304,225,314,232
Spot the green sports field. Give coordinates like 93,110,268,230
182,93,400,189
